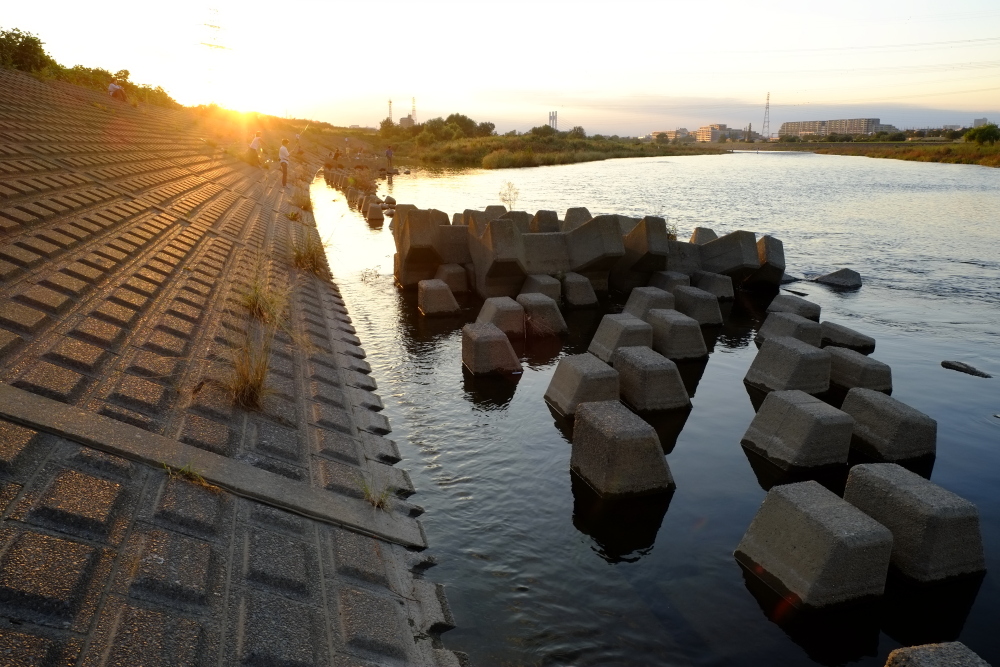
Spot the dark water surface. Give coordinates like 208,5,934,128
312,153,1000,667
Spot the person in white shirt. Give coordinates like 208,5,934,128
279,139,290,186
248,131,263,167
107,81,126,102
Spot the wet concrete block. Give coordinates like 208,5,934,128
475,296,524,337
520,274,561,301
745,336,831,395
755,312,822,348
647,309,708,361
821,321,876,355
699,230,760,283
563,207,592,230
434,263,468,293
588,314,653,363
665,241,702,275
612,346,690,412
571,400,674,497
623,286,675,321
516,293,567,336
844,463,986,582
689,227,718,245
884,641,990,667
767,294,821,322
735,480,893,608
841,389,937,462
647,270,690,292
815,268,862,289
742,390,854,469
417,279,459,316
561,272,598,307
461,323,521,375
691,270,735,300
671,286,723,326
395,208,444,287
530,210,560,233
544,354,619,416
829,347,892,393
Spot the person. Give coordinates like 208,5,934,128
248,131,263,167
385,145,393,172
108,80,127,102
279,139,290,187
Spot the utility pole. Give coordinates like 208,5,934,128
762,92,771,141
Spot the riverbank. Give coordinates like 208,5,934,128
725,140,1000,167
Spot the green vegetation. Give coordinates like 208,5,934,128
812,142,1000,168
965,123,999,146
292,232,330,278
358,475,393,511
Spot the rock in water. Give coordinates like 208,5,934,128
941,360,992,378
814,268,862,289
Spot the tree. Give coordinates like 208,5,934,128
718,134,728,143
378,117,394,138
445,113,477,138
529,124,556,137
965,123,999,145
499,181,519,211
0,28,54,71
476,121,496,137
567,126,586,139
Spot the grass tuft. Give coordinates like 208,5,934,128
285,210,300,221
217,321,275,411
358,475,393,511
292,233,330,278
239,272,286,324
162,462,220,492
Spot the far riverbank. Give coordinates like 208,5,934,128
723,140,1000,167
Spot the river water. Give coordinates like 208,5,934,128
311,152,1000,667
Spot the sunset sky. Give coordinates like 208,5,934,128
5,0,1000,134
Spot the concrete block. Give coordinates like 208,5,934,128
434,263,468,293
571,400,674,497
469,218,525,298
611,346,690,412
647,271,690,292
530,210,560,233
829,347,892,393
484,205,507,220
516,232,572,276
767,294,821,321
519,274,561,301
544,354,619,416
665,241,701,275
700,230,760,283
451,212,463,225
747,235,785,287
755,312,822,348
734,480,893,608
417,279,459,316
623,286,675,321
689,227,718,245
588,314,653,363
841,388,937,462
672,286,723,326
563,207,592,230
744,336,831,395
461,323,521,375
566,216,626,275
475,297,524,337
691,270,735,300
844,464,986,582
815,268,862,289
821,321,876,354
516,293,567,336
741,390,854,469
618,216,670,273
646,309,708,361
885,642,990,667
435,224,473,264
561,272,598,307
497,210,531,232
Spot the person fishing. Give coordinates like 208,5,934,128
279,139,290,187
248,131,264,167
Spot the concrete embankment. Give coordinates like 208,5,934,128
0,68,461,666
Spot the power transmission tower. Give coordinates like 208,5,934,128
549,111,558,130
411,98,416,124
762,92,770,141
388,99,392,123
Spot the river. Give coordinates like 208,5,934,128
311,152,1000,666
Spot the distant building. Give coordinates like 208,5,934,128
696,124,727,142
875,123,899,134
943,125,962,131
651,128,689,141
973,118,988,127
399,115,415,129
779,118,888,137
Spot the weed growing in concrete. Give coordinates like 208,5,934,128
218,320,275,411
162,462,220,492
239,271,286,325
291,188,313,212
358,475,393,511
285,210,301,221
292,232,329,278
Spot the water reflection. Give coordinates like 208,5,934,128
675,358,709,397
740,446,849,495
461,369,521,410
642,406,693,455
881,570,985,646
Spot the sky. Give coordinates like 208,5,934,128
4,0,1000,135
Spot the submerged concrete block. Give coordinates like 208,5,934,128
647,271,690,292
691,270,735,300
588,314,653,363
544,354,619,416
815,268,862,289
562,272,598,307
520,274,561,301
734,480,893,608
623,286,674,321
647,309,708,361
612,346,690,412
665,241,701,275
821,321,876,355
844,463,986,582
745,235,786,287
755,312,822,348
571,400,674,497
742,390,854,469
689,227,718,245
829,347,892,393
563,207,592,230
885,642,991,667
434,263,468,293
672,286,723,326
841,388,937,462
530,210,561,233
417,279,460,316
700,230,761,283
475,297,524,337
744,336,831,395
462,323,521,375
767,294,821,322
516,293,567,336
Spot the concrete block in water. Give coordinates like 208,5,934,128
623,286,674,321
648,271,690,292
497,210,532,232
689,227,718,245
610,216,670,292
815,268,862,289
462,323,521,375
395,208,444,287
755,312,822,348
612,346,690,412
469,217,525,298
821,321,876,354
767,294,821,321
435,223,473,265
563,207,592,230
691,270,735,300
734,480,893,608
588,314,653,363
516,292,567,336
647,309,708,361
744,336,831,395
665,241,702,275
520,274,561,301
434,263,468,293
885,642,990,667
566,216,626,275
672,286,723,326
700,230,761,283
571,400,674,497
484,205,507,220
417,279,460,316
829,347,892,393
741,390,854,469
544,354,619,416
531,210,560,233
844,463,986,582
747,235,785,287
451,212,463,225
841,388,937,462
562,272,598,307
614,215,642,236
516,232,572,276
476,297,524,337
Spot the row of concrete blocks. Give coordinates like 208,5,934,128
325,169,389,222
